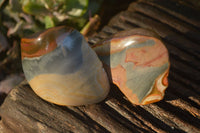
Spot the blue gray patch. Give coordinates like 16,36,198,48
125,63,168,102
22,30,83,81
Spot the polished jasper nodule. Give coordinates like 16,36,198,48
21,26,110,106
93,29,170,105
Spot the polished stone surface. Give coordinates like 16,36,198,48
93,29,170,105
21,26,110,106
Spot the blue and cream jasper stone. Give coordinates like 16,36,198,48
21,26,110,106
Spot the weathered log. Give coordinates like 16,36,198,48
1,0,200,132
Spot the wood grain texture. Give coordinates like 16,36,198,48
1,0,200,132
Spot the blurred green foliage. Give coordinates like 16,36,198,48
3,0,103,37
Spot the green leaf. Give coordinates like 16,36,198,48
22,2,49,15
44,16,55,29
64,0,89,17
41,0,60,10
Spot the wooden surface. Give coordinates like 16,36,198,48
1,0,200,132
